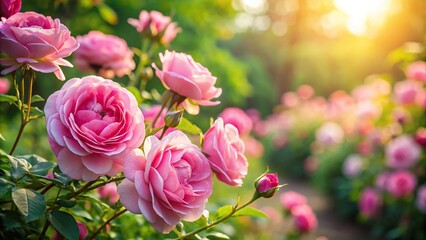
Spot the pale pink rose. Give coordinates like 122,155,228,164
375,171,391,190
315,122,344,146
219,107,253,136
152,50,222,115
297,84,315,100
0,77,10,94
117,131,213,233
128,10,181,45
0,12,79,80
358,187,382,218
1,0,21,18
256,173,279,197
74,31,135,78
386,170,417,198
44,76,145,181
356,100,381,119
291,204,318,233
280,191,308,211
142,105,174,137
342,154,364,178
202,118,248,186
393,80,424,105
385,135,421,169
416,185,426,213
406,61,426,82
281,92,299,108
97,182,119,205
53,221,88,240
414,127,426,148
243,137,264,158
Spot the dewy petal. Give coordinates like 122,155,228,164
117,179,142,214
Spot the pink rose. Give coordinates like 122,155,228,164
152,50,222,115
375,171,391,190
385,135,421,169
406,61,426,82
358,188,382,218
117,131,213,233
45,76,145,181
386,170,417,198
342,154,364,178
97,182,119,205
256,173,279,198
0,12,79,80
202,118,248,186
414,127,426,148
280,191,308,211
0,77,10,94
315,122,344,146
393,80,424,105
128,10,180,45
219,107,253,136
53,221,88,240
297,84,315,100
243,137,264,158
0,0,21,18
291,204,318,233
416,185,426,213
74,31,135,78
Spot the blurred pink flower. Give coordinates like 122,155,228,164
53,221,88,240
342,154,364,178
375,171,391,190
0,0,21,18
246,108,261,124
385,135,421,169
202,118,248,186
219,107,253,136
74,31,135,78
358,187,382,218
405,61,426,82
0,12,79,80
281,92,299,108
0,77,10,94
45,76,145,181
414,127,426,148
386,170,417,198
315,122,344,147
97,182,119,205
128,10,181,45
393,80,424,105
256,173,279,197
152,50,221,115
392,107,411,124
297,84,315,100
118,131,212,233
416,185,426,213
243,137,264,158
291,204,318,233
280,191,308,211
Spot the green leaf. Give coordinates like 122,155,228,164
56,199,77,208
206,232,230,240
97,3,118,25
9,156,31,180
0,94,17,104
46,210,79,240
11,188,46,222
72,206,93,221
126,86,143,105
176,117,203,137
31,95,44,103
53,166,72,185
29,162,56,176
1,210,23,230
30,106,44,118
191,214,208,228
233,207,268,218
0,133,5,141
212,205,233,221
0,177,13,198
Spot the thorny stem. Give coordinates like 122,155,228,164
90,208,127,239
40,183,55,195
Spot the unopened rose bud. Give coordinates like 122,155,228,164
164,109,184,128
255,173,279,198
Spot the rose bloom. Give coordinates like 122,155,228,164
280,191,308,211
45,76,145,181
297,84,315,100
202,118,248,186
0,12,79,80
152,50,222,115
393,80,424,105
416,185,426,213
219,107,253,136
97,182,119,205
53,221,88,240
117,131,213,233
291,204,318,233
243,137,264,159
375,171,391,190
74,31,135,78
406,61,426,82
256,173,279,196
1,0,21,18
0,77,10,94
358,188,382,218
128,10,180,45
342,154,364,178
386,170,417,198
315,122,344,147
385,135,421,169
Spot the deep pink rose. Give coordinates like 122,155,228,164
53,221,88,240
256,173,279,198
291,204,318,233
406,61,426,82
219,107,253,136
416,185,426,213
74,31,135,78
0,12,79,80
97,182,119,205
358,188,382,218
414,127,426,148
0,0,21,18
386,170,417,198
393,80,424,105
280,191,308,211
152,50,222,115
128,10,180,45
342,154,364,178
118,131,213,233
0,77,10,94
45,76,145,181
385,135,421,169
202,118,248,186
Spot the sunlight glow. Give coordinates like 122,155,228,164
334,0,392,35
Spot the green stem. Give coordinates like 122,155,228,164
90,208,127,239
40,183,55,195
39,219,50,240
85,176,124,192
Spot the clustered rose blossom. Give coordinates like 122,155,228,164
416,185,426,213
386,170,417,198
118,131,213,233
385,135,421,169
202,118,248,186
342,154,364,178
53,221,88,240
219,107,253,136
97,182,119,205
45,76,145,180
74,31,135,78
358,188,382,218
406,61,426,82
0,12,79,80
0,0,21,18
153,50,222,115
0,77,10,94
280,191,308,211
128,10,181,45
291,204,318,233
